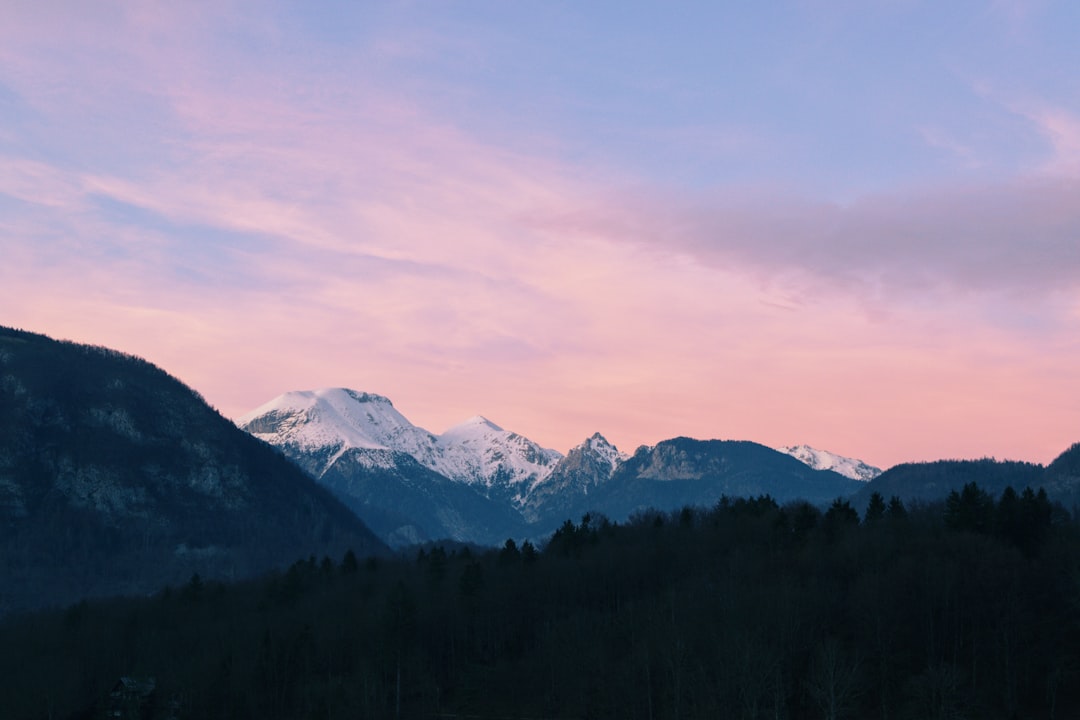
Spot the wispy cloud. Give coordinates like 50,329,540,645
1026,106,1080,174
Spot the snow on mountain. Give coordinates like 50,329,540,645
238,389,563,499
437,415,563,498
776,444,881,481
237,389,442,475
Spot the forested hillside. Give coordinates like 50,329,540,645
3,486,1077,720
0,326,386,614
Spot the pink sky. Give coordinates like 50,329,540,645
2,2,1079,469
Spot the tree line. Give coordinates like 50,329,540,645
1,483,1077,719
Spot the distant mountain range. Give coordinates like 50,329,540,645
238,388,868,546
238,387,1080,548
5,324,1078,614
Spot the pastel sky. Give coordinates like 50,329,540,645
3,1,1079,469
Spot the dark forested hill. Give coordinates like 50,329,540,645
0,326,386,615
1044,443,1080,510
852,454,1080,512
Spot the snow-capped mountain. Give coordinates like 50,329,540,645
238,388,563,503
237,388,564,545
237,389,877,546
776,444,881,481
238,389,443,477
439,415,563,502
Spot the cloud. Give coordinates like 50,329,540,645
534,174,1080,312
1026,107,1080,174
1,1,1079,468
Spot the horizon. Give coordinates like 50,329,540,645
3,2,1079,469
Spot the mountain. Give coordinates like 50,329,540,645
438,415,562,505
0,327,386,615
567,437,863,523
777,444,882,481
239,389,561,499
238,389,443,477
523,433,628,523
238,392,872,543
238,389,547,546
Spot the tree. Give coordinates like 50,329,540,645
804,638,861,720
498,538,520,566
183,572,204,602
823,499,859,540
944,482,994,534
996,486,1021,543
864,492,887,524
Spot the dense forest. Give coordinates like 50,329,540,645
3,483,1078,720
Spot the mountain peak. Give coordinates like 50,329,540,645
445,415,505,434
236,387,423,460
567,432,628,472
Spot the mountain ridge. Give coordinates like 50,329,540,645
238,388,872,545
0,328,387,615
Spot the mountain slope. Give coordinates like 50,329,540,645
1044,443,1080,510
0,327,386,615
315,447,529,547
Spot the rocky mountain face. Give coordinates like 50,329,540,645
523,433,628,523
0,327,386,615
579,438,865,522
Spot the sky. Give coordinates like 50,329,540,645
2,1,1079,469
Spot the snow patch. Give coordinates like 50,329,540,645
776,444,881,481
